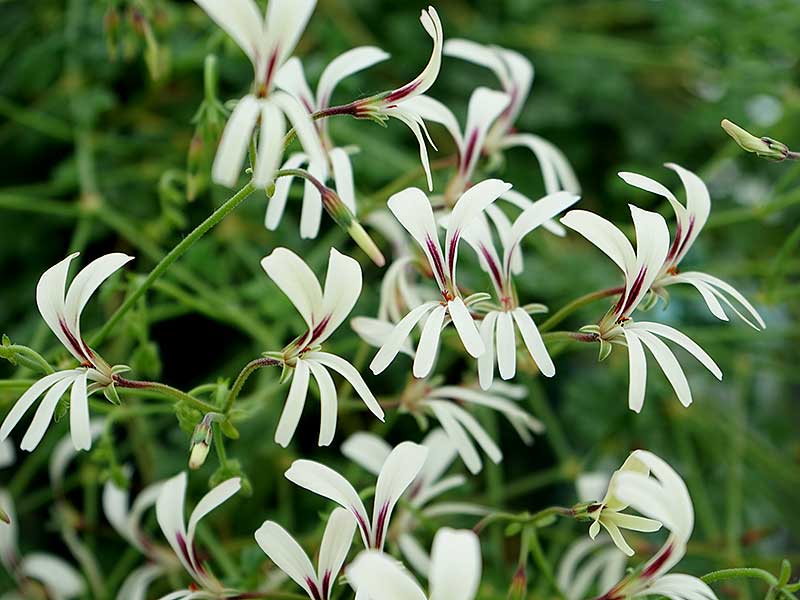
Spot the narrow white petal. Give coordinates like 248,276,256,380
618,171,684,223
117,564,164,600
1,371,79,443
386,106,435,191
627,322,722,380
511,308,555,377
370,302,438,374
307,360,338,447
318,248,362,344
317,46,390,109
284,459,371,547
372,442,428,549
318,507,357,585
418,428,459,489
253,100,286,187
497,48,534,122
351,316,414,355
274,57,315,113
478,312,498,390
448,297,485,358
260,247,323,329
0,490,18,568
646,573,718,600
622,329,647,413
299,158,325,239
495,311,516,380
265,153,308,230
0,439,15,469
628,205,670,311
398,533,432,577
608,512,662,533
69,370,91,451
560,210,637,277
348,551,427,600
429,401,483,474
401,95,464,151
20,553,86,598
669,275,729,322
263,0,316,71
684,271,765,330
429,528,481,600
386,188,445,287
446,404,503,466
460,88,510,178
341,432,392,476
635,330,693,408
602,520,635,557
35,253,81,360
665,162,711,255
212,95,260,187
305,352,384,421
254,521,317,597
389,6,443,101
413,304,446,378
193,0,264,65
20,375,76,451
273,91,327,171
275,360,311,447
443,39,507,85
155,472,191,575
186,477,241,555
329,148,357,214
501,134,580,195
50,420,103,491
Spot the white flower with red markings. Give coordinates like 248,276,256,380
192,0,325,188
460,191,580,388
268,46,389,238
0,490,86,599
255,508,356,600
444,39,580,198
369,179,512,378
348,527,482,600
260,247,384,447
342,429,488,575
597,451,717,600
618,163,765,330
0,253,133,452
285,441,427,551
556,537,628,600
561,206,723,412
155,472,241,599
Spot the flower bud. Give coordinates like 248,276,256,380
508,564,527,600
320,188,385,267
188,417,213,470
0,506,9,524
721,119,791,161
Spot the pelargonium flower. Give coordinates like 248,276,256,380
268,46,390,237
155,472,242,599
348,527,481,600
556,537,628,600
582,452,662,556
261,247,384,447
618,163,765,330
460,191,580,388
0,252,133,452
561,206,723,412
193,0,326,187
443,39,580,197
597,450,718,600
369,179,513,378
255,507,356,600
0,490,85,599
285,441,428,551
342,429,488,575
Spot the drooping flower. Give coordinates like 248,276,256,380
460,191,580,388
597,450,718,600
443,39,580,197
267,47,389,237
556,537,628,600
581,452,662,556
342,429,488,575
369,179,512,378
260,247,384,447
618,163,765,329
561,206,723,412
0,253,134,451
0,490,86,599
285,441,428,551
192,0,326,187
255,507,356,600
155,472,241,599
348,527,482,600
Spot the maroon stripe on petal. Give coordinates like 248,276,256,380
321,570,332,600
385,81,420,104
306,576,323,600
372,501,390,549
351,507,371,546
480,244,504,292
59,318,89,363
642,542,673,578
460,129,479,175
619,267,647,317
426,236,448,290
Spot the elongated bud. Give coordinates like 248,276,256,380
508,564,527,600
321,188,385,266
721,119,796,161
0,507,9,525
189,414,214,469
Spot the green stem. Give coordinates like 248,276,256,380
539,287,623,332
542,331,599,344
223,356,282,414
528,526,566,600
115,377,217,413
91,180,256,345
702,568,778,586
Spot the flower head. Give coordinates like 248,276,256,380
1,253,133,452
618,163,765,330
255,507,356,600
285,441,428,551
261,247,384,446
369,179,512,378
348,527,482,600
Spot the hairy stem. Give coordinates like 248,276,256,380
224,356,282,414
115,377,217,413
539,287,623,333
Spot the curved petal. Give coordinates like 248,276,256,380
428,401,482,475
117,564,164,600
265,152,308,229
69,370,91,451
20,374,76,451
273,90,327,169
460,88,510,178
618,171,684,223
318,248,362,344
429,528,481,600
261,247,323,329
155,472,191,575
348,551,427,600
446,404,503,466
370,302,438,374
560,210,636,277
386,7,443,103
275,360,311,447
20,553,85,599
329,148,357,214
254,521,317,597
262,0,317,72
478,312,498,390
511,308,555,377
495,310,516,380
622,329,648,413
274,57,316,113
341,432,392,476
627,322,722,380
186,477,241,557
682,271,765,330
253,100,287,187
193,0,264,65
443,39,507,84
318,508,357,588
627,206,670,312
501,134,580,195
305,352,384,421
448,297,485,358
418,428,459,490
317,46,391,109
668,274,730,322
413,304,446,378
1,371,80,445
665,162,711,257
402,95,464,151
386,106,435,192
307,360,338,447
299,157,326,239
36,253,81,360
634,330,692,408
212,95,260,187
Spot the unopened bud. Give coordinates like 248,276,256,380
321,188,385,267
508,564,527,600
721,119,793,161
0,507,9,525
188,417,213,470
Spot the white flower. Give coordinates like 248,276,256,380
348,527,481,600
460,191,580,388
598,450,718,600
0,440,14,471
193,0,326,187
255,507,356,600
443,39,580,196
585,452,663,556
0,252,133,451
268,46,390,237
0,490,85,599
285,441,428,551
352,7,444,191
155,472,241,598
561,206,723,412
369,179,512,378
556,537,628,600
619,163,765,330
49,420,104,494
342,429,488,575
261,247,384,447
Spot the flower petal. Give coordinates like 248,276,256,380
1,371,79,445
265,152,309,230
666,162,711,258
341,432,392,476
478,312,498,390
459,88,510,178
418,428,459,491
307,360,338,447
428,401,482,475
36,253,81,360
318,248,362,344
501,134,581,195
262,0,317,71
305,352,384,421
155,472,191,575
402,95,464,151
20,374,76,451
69,370,91,451
318,507,357,587
273,91,327,173
20,553,85,599
443,39,507,84
429,528,481,600
386,6,442,103
261,247,323,330
627,205,670,312
682,271,765,330
299,157,326,239
413,304,446,378
254,520,317,597
348,550,427,600
386,106,435,191
186,477,241,557
634,330,693,408
495,311,516,380
117,564,164,600
622,329,647,413
253,100,287,187
627,322,722,380
511,308,555,377
370,302,438,374
317,46,390,109
448,297,485,358
193,0,264,65
212,95,260,187
329,147,357,214
560,210,636,277
274,57,315,113
275,359,311,447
